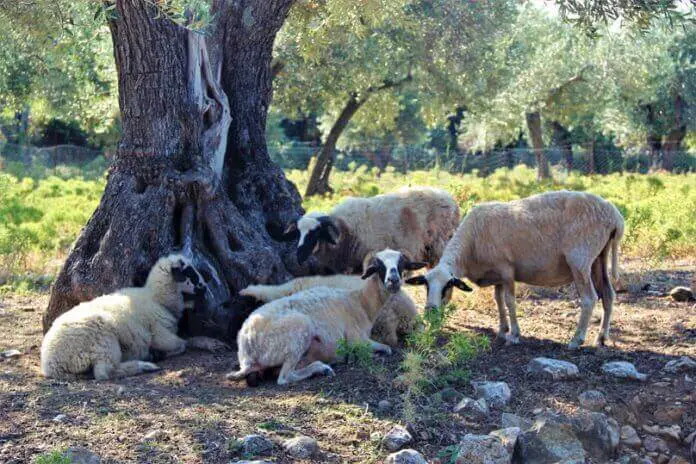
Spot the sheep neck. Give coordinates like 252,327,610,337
357,276,390,323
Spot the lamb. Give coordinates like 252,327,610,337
226,249,426,385
406,190,624,349
240,273,419,348
283,187,460,274
41,253,226,380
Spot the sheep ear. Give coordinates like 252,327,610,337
361,265,379,280
405,261,428,271
280,222,299,241
318,216,339,245
405,275,427,286
450,278,473,292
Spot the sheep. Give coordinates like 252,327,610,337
405,190,625,349
41,253,227,380
240,274,419,348
226,249,426,385
283,187,460,274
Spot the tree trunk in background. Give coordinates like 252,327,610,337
305,95,364,197
526,111,550,181
551,121,573,172
662,94,686,171
644,104,662,169
586,140,595,174
44,0,305,341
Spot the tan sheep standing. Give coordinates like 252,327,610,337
285,186,460,274
227,249,426,385
406,190,625,349
41,254,226,380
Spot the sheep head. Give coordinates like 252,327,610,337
291,213,340,265
405,265,472,310
362,249,427,293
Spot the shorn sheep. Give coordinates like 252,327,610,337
41,254,226,380
406,190,624,349
283,187,460,274
227,249,426,385
240,273,419,348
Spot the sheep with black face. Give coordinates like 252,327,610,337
226,249,426,386
283,187,460,274
406,190,624,349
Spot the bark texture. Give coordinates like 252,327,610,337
551,121,573,171
44,0,305,341
525,111,550,181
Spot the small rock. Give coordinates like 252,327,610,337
669,286,695,302
685,430,696,445
654,404,685,424
454,434,510,464
621,425,642,449
667,456,689,464
240,434,274,456
1,349,22,359
578,390,607,412
117,386,127,396
527,357,580,380
63,447,101,464
532,408,544,415
643,435,670,454
283,435,318,459
453,397,490,421
142,429,167,442
385,449,427,464
644,424,681,441
231,461,273,464
52,414,68,423
378,400,392,412
602,361,648,381
501,413,532,431
663,356,696,374
515,419,585,463
472,381,511,408
383,426,412,451
489,427,520,455
569,411,620,459
439,387,465,404
653,381,671,388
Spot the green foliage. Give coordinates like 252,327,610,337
337,338,374,369
34,450,71,464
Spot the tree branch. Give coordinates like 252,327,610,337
543,64,592,109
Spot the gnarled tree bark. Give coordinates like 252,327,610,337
525,111,550,181
44,0,305,342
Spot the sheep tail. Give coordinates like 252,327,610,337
610,223,623,284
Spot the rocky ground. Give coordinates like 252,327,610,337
0,259,694,463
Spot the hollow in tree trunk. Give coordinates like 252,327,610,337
525,111,550,181
44,0,306,342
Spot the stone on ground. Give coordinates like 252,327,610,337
602,361,648,381
663,356,696,374
283,435,318,459
454,397,490,421
620,425,642,449
527,357,580,380
472,381,512,408
385,449,428,464
489,427,520,455
501,413,532,431
454,434,510,464
383,425,413,451
569,411,620,459
63,447,101,464
643,435,670,453
240,434,274,456
669,286,695,302
514,419,585,464
578,390,607,412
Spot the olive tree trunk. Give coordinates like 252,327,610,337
525,111,550,181
44,0,305,341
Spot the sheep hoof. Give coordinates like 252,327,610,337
567,340,583,350
504,334,520,345
226,370,245,380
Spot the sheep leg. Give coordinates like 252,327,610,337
591,252,615,347
150,325,187,358
367,339,393,355
568,262,598,350
502,282,520,344
281,361,335,385
186,336,231,353
95,360,160,380
494,285,510,339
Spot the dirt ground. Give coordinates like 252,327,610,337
0,259,694,463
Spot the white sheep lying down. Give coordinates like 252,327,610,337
285,186,460,274
41,254,227,380
406,190,625,349
240,273,419,348
227,249,426,385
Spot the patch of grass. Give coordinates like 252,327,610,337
35,450,71,464
257,419,284,431
337,338,374,368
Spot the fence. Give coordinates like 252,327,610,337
1,140,695,180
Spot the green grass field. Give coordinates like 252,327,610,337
1,165,695,292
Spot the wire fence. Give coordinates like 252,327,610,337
1,140,695,180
